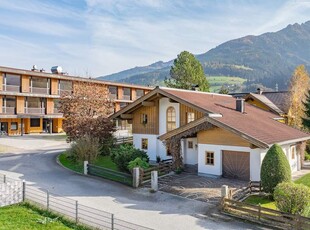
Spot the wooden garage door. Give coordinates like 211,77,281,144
222,150,250,181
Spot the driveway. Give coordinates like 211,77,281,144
0,136,268,230
145,172,247,204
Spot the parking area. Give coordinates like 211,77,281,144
147,172,247,204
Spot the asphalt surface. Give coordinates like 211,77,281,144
0,136,269,230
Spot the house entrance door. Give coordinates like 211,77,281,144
0,122,8,135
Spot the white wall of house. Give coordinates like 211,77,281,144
197,144,265,181
183,138,198,165
133,134,158,161
280,144,298,173
159,97,180,135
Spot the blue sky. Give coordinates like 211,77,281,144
0,0,309,77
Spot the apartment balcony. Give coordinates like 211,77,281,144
24,107,45,114
109,94,117,100
53,108,62,114
30,87,50,95
2,85,20,92
58,89,72,96
2,107,16,114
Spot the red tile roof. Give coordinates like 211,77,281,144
160,88,309,146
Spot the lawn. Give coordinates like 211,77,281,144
0,203,88,230
244,195,276,209
207,76,246,92
59,152,119,173
295,173,310,187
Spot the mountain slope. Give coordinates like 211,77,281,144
98,21,310,91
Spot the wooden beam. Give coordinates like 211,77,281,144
142,101,155,106
120,114,133,119
169,98,178,103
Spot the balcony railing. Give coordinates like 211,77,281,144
2,84,20,92
109,93,117,100
122,95,131,100
58,89,72,96
2,107,16,114
24,108,45,114
30,87,50,95
53,108,62,114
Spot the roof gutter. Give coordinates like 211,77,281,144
273,136,310,147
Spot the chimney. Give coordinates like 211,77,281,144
236,98,245,113
257,88,263,95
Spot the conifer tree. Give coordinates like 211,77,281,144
302,89,310,130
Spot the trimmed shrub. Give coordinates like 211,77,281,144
274,182,310,215
68,135,100,163
261,144,291,193
128,157,149,171
110,144,149,172
305,151,310,161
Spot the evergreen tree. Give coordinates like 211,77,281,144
302,89,310,130
165,51,210,92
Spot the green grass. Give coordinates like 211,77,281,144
0,203,89,230
206,76,246,92
59,152,119,173
295,173,310,187
244,195,276,210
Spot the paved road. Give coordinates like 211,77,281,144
0,136,267,230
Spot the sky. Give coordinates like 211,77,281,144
0,0,309,78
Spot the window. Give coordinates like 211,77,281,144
5,74,20,86
291,146,296,160
11,122,18,130
31,77,49,88
141,114,148,124
136,89,144,98
123,88,131,100
188,141,193,149
205,152,214,165
108,86,118,99
141,138,148,150
187,112,195,123
30,118,41,127
166,107,176,132
120,102,128,109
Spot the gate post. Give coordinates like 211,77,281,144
132,167,140,188
22,180,26,202
83,161,88,175
151,171,158,192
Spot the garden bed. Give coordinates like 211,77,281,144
0,203,89,230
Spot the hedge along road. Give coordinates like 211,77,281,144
0,136,266,230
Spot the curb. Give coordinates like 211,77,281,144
56,153,84,175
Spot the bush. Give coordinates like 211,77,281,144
274,182,310,215
110,144,149,172
68,135,100,163
261,144,291,193
128,157,149,171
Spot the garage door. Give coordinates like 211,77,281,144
222,150,250,181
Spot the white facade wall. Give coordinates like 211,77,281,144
159,98,180,135
198,144,263,180
133,134,158,161
280,144,298,173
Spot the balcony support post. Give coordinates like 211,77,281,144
21,118,24,136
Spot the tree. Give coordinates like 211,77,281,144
59,81,115,146
219,85,229,94
260,144,291,193
302,89,310,130
287,65,310,128
165,51,210,92
274,182,310,215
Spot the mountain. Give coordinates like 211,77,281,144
98,21,310,91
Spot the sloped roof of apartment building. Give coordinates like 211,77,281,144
111,87,309,148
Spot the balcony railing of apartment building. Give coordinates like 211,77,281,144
2,84,20,92
58,89,72,96
30,87,50,95
53,108,62,114
2,107,16,114
24,108,45,114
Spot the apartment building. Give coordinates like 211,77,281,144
0,66,152,136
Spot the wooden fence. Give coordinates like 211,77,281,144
221,198,310,230
88,164,133,186
230,181,262,201
140,160,172,184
